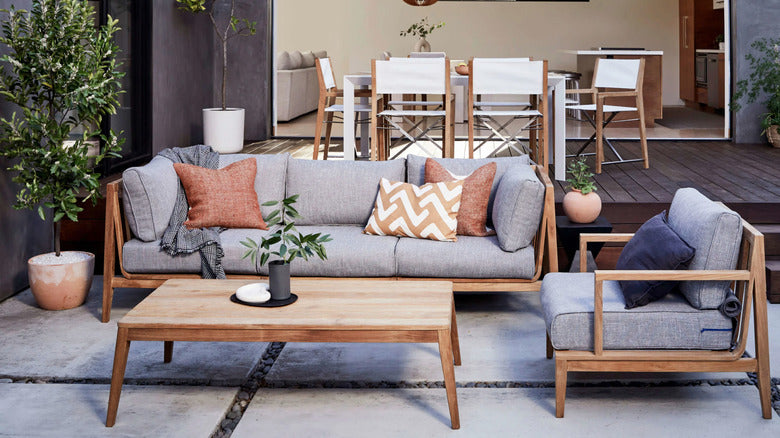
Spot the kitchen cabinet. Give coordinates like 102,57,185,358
679,0,724,105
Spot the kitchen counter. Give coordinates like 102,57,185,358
695,49,725,54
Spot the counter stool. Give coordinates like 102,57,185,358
550,69,582,120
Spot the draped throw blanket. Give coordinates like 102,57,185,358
159,145,226,279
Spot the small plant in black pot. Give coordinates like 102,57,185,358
241,194,331,300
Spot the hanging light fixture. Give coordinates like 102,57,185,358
403,0,438,6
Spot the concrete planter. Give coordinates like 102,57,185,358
268,261,291,301
562,189,602,224
27,251,94,310
203,108,245,154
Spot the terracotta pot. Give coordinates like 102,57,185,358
563,189,602,224
27,251,95,310
767,125,780,148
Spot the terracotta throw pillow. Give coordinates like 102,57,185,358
424,159,497,236
173,158,267,230
364,178,463,242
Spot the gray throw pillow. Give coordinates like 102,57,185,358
276,51,292,70
289,51,303,70
491,165,545,252
301,51,316,68
313,50,328,59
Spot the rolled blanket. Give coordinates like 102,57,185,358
159,145,226,279
718,289,742,318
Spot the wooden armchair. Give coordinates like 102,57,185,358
540,188,771,419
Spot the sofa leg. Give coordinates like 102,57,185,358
555,358,567,418
102,277,114,323
546,332,553,359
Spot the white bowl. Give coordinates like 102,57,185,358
236,283,271,303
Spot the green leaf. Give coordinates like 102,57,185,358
37,206,45,221
260,252,269,266
261,200,278,207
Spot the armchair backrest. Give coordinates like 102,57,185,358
409,51,446,58
373,57,448,95
470,58,543,95
592,58,643,90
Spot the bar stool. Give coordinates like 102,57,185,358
550,69,582,120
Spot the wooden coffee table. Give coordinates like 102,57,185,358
106,279,461,429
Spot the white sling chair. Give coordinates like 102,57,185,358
468,58,548,168
565,58,649,173
371,57,453,160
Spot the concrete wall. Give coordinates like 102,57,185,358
151,0,271,154
732,0,780,143
277,0,681,106
0,0,52,301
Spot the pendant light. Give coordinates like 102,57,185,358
403,0,438,6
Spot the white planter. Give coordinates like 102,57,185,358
203,108,245,154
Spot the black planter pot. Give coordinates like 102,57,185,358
268,261,291,300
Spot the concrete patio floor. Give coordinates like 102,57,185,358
0,277,778,437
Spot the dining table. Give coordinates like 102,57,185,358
342,73,568,180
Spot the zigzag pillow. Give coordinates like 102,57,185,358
364,178,464,242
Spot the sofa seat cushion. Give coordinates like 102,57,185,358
395,235,535,279
287,158,406,226
261,226,399,277
540,273,733,351
667,188,743,309
406,154,531,224
122,229,271,275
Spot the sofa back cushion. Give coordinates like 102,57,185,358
122,153,288,242
666,188,743,309
406,154,531,225
287,157,406,225
491,164,545,252
277,51,292,70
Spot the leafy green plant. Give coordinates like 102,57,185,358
0,0,124,256
241,195,332,267
400,17,444,39
176,0,257,111
732,38,780,136
566,158,597,195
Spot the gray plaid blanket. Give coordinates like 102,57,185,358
159,145,226,279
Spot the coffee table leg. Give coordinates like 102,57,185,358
450,302,461,366
106,327,130,427
164,341,174,363
437,329,460,430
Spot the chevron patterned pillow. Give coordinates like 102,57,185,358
364,178,464,242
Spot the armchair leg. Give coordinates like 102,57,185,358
555,358,567,418
101,280,114,323
546,332,553,359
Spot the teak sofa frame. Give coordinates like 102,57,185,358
101,165,558,323
546,221,772,419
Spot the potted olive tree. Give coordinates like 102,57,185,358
733,38,780,148
562,158,601,224
177,0,256,153
0,0,124,310
242,195,331,301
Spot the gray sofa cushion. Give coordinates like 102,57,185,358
395,235,536,279
301,51,316,68
122,155,180,242
122,153,289,242
122,229,270,275
406,154,532,222
219,154,289,221
313,50,327,59
277,51,292,70
260,225,398,277
667,188,743,309
491,165,545,252
287,157,406,225
540,273,733,351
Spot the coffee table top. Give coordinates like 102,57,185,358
119,279,454,331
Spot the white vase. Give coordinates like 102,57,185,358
413,37,431,53
203,107,245,154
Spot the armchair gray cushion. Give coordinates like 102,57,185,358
667,188,743,309
541,273,733,351
491,165,545,252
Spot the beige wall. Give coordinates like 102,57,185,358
277,0,681,106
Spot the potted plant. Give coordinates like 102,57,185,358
562,158,601,224
733,38,780,148
242,195,331,301
177,0,256,154
400,17,445,53
0,0,124,310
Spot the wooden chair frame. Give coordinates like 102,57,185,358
546,223,772,419
101,166,558,322
313,57,372,160
467,58,549,170
567,58,649,173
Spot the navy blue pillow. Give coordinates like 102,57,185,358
616,211,695,308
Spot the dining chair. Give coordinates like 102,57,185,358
371,57,453,160
409,51,446,59
312,57,372,160
468,58,548,169
565,58,649,173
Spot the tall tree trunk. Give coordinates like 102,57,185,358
222,38,228,110
54,220,61,257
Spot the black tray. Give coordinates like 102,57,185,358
230,293,298,308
